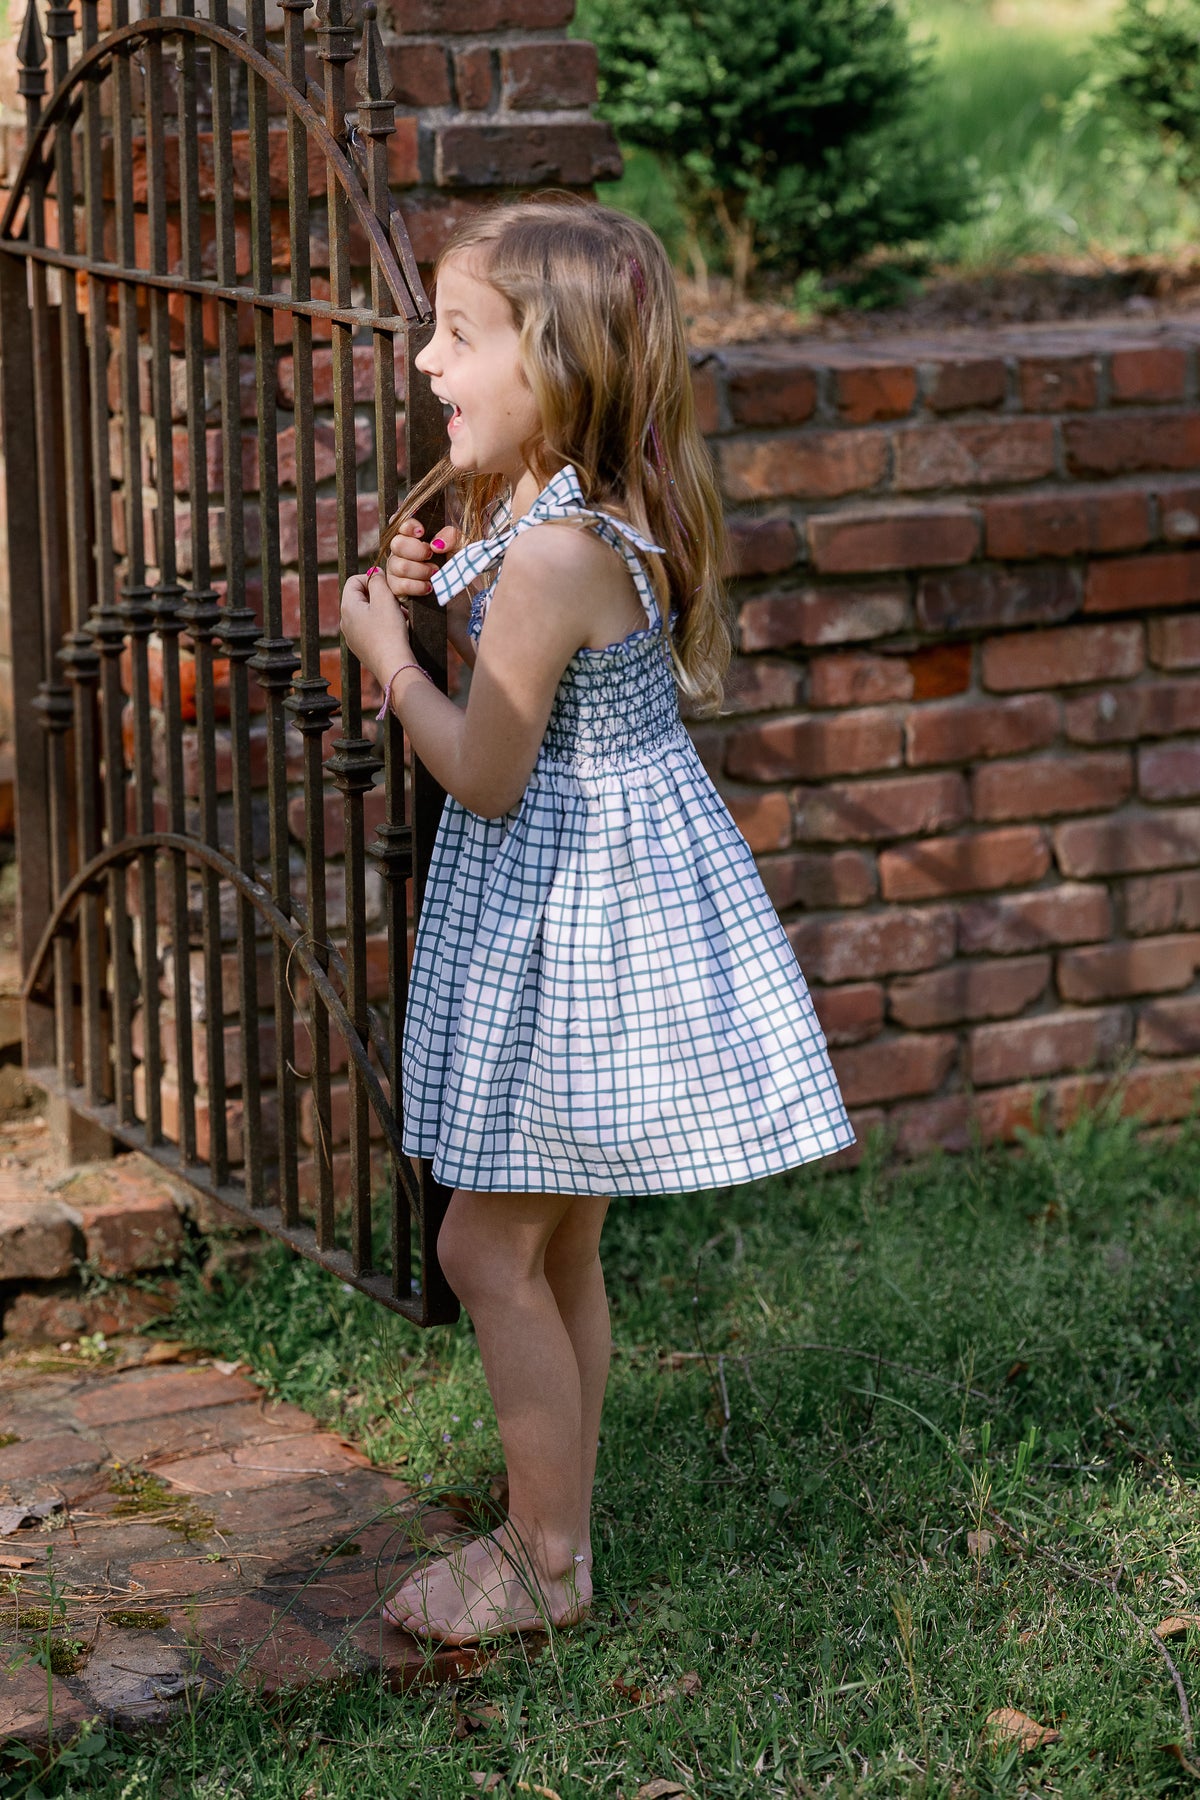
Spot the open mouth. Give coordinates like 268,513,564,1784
440,400,461,431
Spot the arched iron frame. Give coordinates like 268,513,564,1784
0,0,457,1323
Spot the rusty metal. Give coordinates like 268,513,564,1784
2,0,456,1325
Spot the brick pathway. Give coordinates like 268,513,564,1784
1,1346,485,1747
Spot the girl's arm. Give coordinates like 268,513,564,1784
341,522,631,819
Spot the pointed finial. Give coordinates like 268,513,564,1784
17,0,47,90
355,1,394,107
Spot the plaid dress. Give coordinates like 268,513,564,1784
401,466,855,1195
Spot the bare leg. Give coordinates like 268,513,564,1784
543,1199,610,1560
384,1188,610,1644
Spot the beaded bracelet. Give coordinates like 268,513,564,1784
376,662,433,720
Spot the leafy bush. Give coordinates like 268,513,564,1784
576,0,976,293
1089,0,1200,184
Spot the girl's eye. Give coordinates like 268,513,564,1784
451,329,467,346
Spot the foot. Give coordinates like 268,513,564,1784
382,1531,591,1646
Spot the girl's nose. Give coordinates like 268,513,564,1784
414,338,437,376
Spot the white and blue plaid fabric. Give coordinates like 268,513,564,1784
401,465,855,1195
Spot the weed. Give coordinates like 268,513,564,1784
108,1464,215,1542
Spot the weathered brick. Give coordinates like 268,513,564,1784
719,431,888,502
723,352,817,427
1109,344,1188,403
917,564,1081,634
924,356,1007,414
982,622,1143,692
1154,479,1200,542
1018,353,1098,411
1063,411,1200,476
386,114,421,187
1055,1059,1200,1126
691,359,720,435
435,121,621,187
787,906,956,982
809,652,911,709
796,771,969,843
500,41,598,110
970,1006,1131,1086
277,344,379,407
1055,807,1200,877
958,883,1113,955
726,789,792,853
893,420,1056,492
890,955,1050,1029
832,1032,958,1106
760,849,875,911
727,709,902,782
880,826,1050,901
909,642,974,700
1124,870,1200,935
891,1086,1041,1154
1138,742,1200,801
1062,686,1145,744
808,505,979,575
1147,614,1200,668
811,983,885,1046
906,694,1060,766
386,41,451,107
1084,551,1200,614
390,0,574,28
972,750,1133,822
1136,996,1200,1055
983,488,1151,561
739,586,910,651
1058,935,1200,1002
724,516,799,578
0,1198,78,1281
453,45,494,110
835,362,918,423
722,658,804,714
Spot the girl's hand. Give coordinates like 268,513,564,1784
340,567,411,685
385,519,462,602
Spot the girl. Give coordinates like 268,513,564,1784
340,196,854,1647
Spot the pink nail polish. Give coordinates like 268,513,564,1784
431,537,445,552
365,565,379,577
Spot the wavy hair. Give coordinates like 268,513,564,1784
377,195,731,715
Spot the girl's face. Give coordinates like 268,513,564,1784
415,254,543,496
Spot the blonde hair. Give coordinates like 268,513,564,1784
379,195,732,715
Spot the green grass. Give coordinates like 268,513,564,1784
7,1110,1200,1797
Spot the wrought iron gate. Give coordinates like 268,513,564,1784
0,0,457,1323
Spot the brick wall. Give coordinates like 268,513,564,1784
701,324,1200,1157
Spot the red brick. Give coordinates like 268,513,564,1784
893,420,1056,492
435,121,621,187
809,652,912,709
1084,551,1200,614
892,1087,1041,1155
500,41,597,110
982,622,1143,692
722,658,804,714
453,45,494,110
916,564,1081,634
720,431,887,503
880,826,1049,902
391,0,574,28
724,353,817,427
970,1006,1130,1086
787,906,956,982
1055,807,1200,877
1063,411,1200,476
1124,870,1200,935
890,955,1050,1029
972,750,1133,822
726,789,792,852
835,362,918,423
1154,479,1200,542
924,356,1008,414
277,344,380,407
905,694,1060,766
386,40,451,107
832,1032,957,1106
1018,354,1098,411
796,772,968,843
1136,995,1200,1055
808,505,979,575
396,192,493,264
1058,935,1200,1002
739,586,910,651
1138,742,1200,801
910,642,973,700
760,849,875,911
1109,344,1188,403
1055,1059,1200,1126
1062,686,1144,744
0,1198,78,1281
958,882,1113,955
727,709,902,782
1147,614,1200,668
725,516,799,578
386,114,421,187
811,983,885,1046
691,360,720,436
983,488,1151,561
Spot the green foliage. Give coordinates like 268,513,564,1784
1090,0,1200,183
575,0,975,290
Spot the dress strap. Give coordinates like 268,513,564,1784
430,465,666,627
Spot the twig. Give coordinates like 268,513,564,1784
641,1341,996,1404
987,1508,1200,1780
